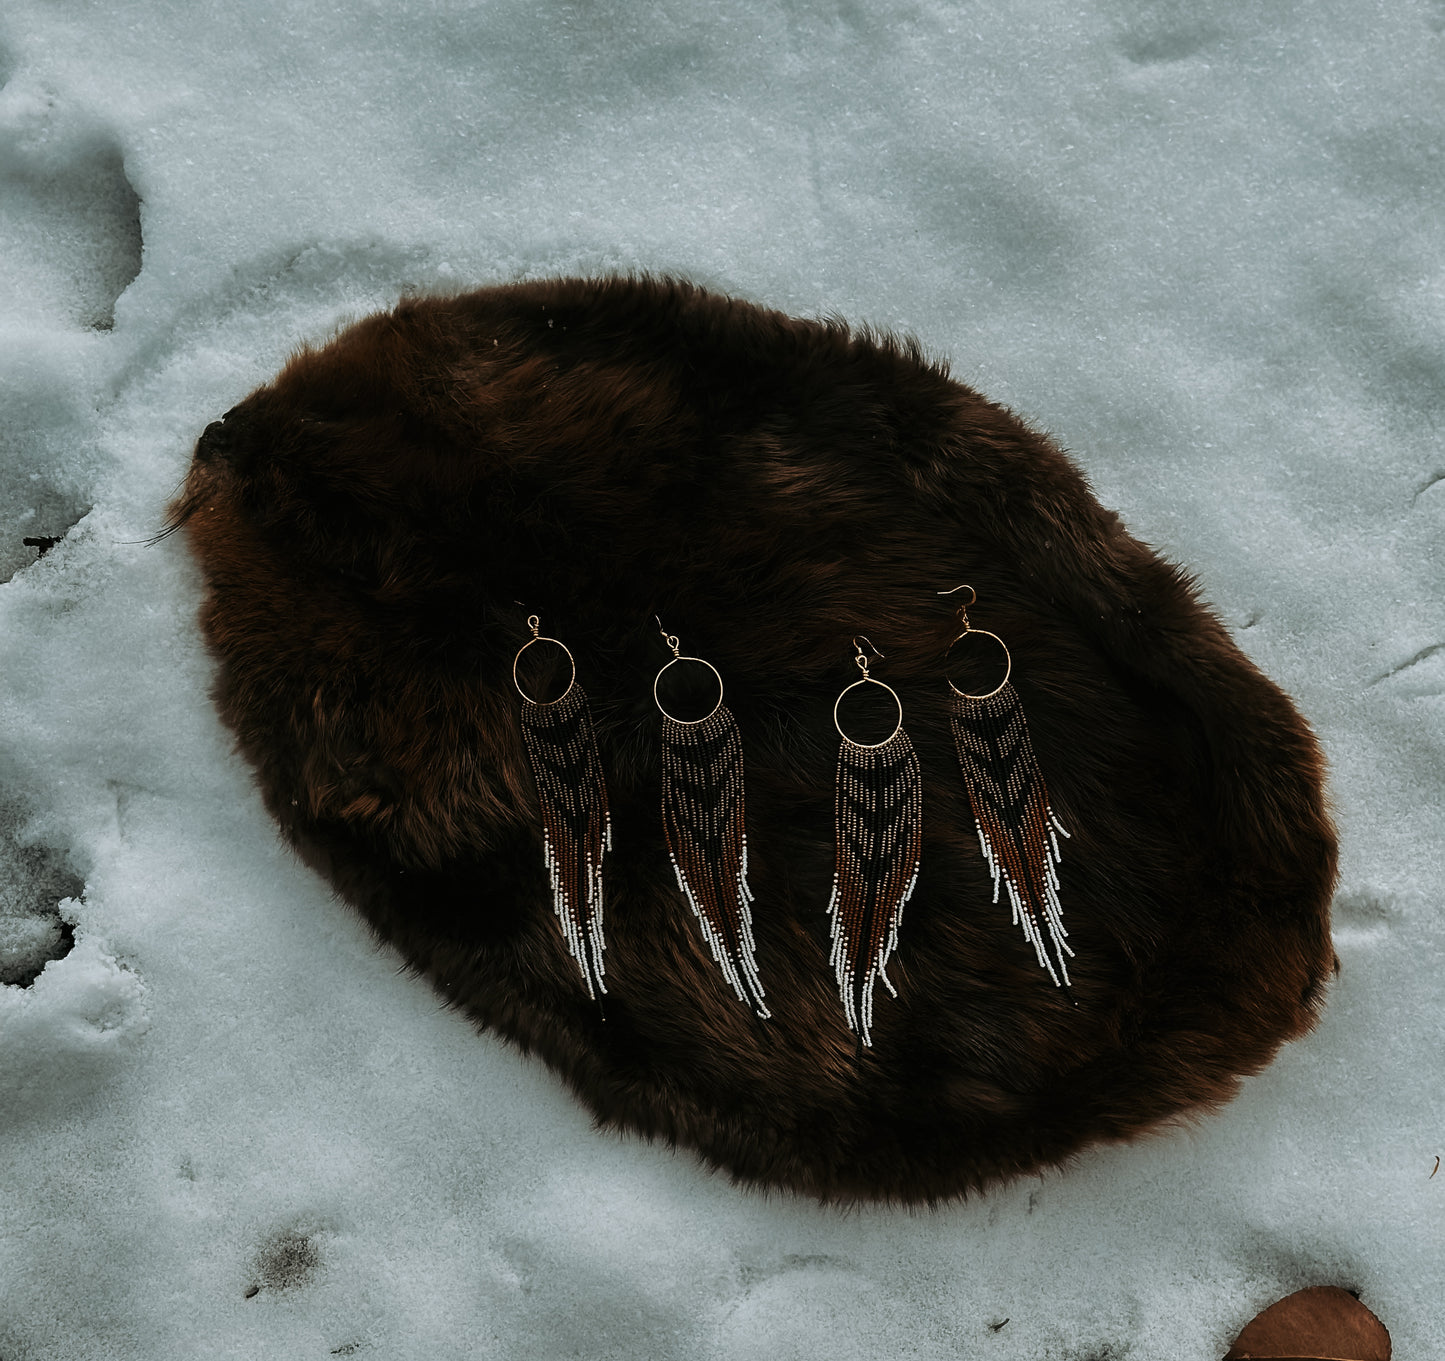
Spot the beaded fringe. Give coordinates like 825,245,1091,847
661,706,768,1017
519,681,611,999
827,727,923,1046
950,683,1072,985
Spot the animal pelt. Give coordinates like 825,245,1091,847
171,275,1337,1204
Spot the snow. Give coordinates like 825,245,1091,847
1,0,1441,1356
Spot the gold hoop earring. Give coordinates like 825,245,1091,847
827,636,923,1047
653,620,768,1018
514,613,610,1000
941,585,1072,987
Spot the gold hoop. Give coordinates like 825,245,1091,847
513,632,576,705
833,676,904,749
945,628,1012,700
653,655,724,725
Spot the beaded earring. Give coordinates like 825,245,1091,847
827,636,923,1046
513,614,610,999
941,585,1072,986
653,620,768,1017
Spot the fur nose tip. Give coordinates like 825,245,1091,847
195,419,232,463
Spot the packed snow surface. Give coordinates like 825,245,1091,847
2,1,1441,1357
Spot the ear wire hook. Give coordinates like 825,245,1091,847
938,584,976,629
513,600,543,637
654,615,681,658
851,635,884,677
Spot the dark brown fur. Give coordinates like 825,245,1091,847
172,276,1337,1202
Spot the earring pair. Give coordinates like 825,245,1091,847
827,589,1072,1045
511,614,767,1016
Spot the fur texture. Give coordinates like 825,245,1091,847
172,276,1337,1203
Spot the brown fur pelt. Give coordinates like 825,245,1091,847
171,275,1336,1203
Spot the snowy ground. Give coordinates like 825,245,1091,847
1,1,1441,1357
